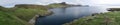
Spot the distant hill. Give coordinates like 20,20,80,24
0,6,3,8
47,2,83,8
15,4,50,9
47,2,72,8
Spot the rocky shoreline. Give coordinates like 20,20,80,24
28,10,53,25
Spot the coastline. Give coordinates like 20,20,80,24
63,11,120,25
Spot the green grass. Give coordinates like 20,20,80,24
0,5,50,25
13,8,48,21
63,11,120,25
0,11,32,25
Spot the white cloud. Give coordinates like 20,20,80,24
0,0,87,7
1,0,120,7
0,0,38,7
90,0,120,5
36,0,63,5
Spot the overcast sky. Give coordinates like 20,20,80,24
1,0,120,7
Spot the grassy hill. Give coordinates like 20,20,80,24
0,4,51,25
47,3,67,8
63,11,120,25
0,11,32,25
47,2,69,8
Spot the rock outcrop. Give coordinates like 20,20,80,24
107,8,120,11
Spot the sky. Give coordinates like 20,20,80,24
1,0,120,7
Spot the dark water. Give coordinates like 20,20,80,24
35,6,108,25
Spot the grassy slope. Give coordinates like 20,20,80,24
0,11,31,25
14,8,48,21
0,6,49,25
64,11,120,25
